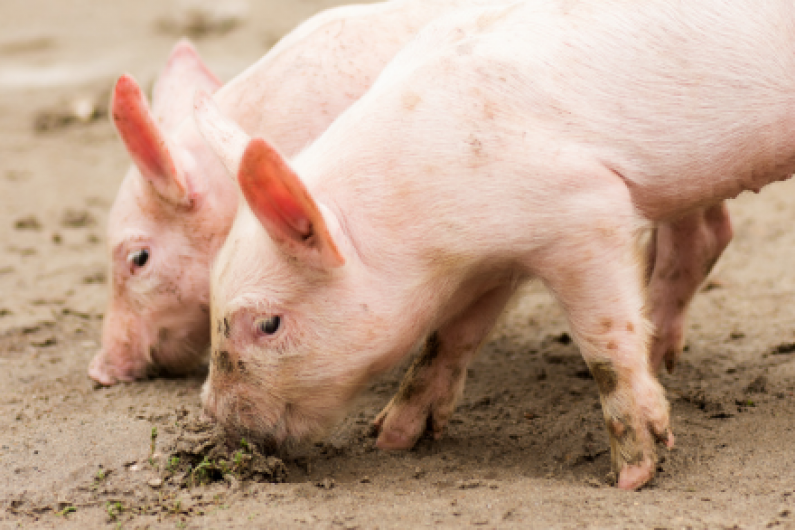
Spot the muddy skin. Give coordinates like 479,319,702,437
607,415,646,474
589,359,618,396
391,332,442,404
214,350,234,374
416,332,441,368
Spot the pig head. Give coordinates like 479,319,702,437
89,41,238,384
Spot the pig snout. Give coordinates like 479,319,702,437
89,308,209,386
89,312,151,385
88,345,149,386
201,369,282,453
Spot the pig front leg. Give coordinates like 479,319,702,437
537,189,673,490
647,202,732,373
374,286,515,450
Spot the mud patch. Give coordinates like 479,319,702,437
13,215,42,231
162,417,287,487
156,0,248,38
33,90,109,133
61,209,96,228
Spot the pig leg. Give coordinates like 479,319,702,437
647,202,732,373
374,286,515,451
536,193,673,490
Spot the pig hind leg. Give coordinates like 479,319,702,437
374,286,515,451
535,183,673,490
647,202,732,373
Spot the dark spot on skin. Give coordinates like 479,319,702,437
589,359,618,396
469,137,483,157
200,304,209,315
402,91,421,111
609,418,626,438
214,350,234,374
223,318,231,339
158,328,169,344
393,376,428,406
626,322,634,333
216,319,222,335
416,332,441,368
390,333,443,405
606,341,617,350
676,298,686,310
237,360,246,373
600,318,612,332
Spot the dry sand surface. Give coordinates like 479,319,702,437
1,1,795,528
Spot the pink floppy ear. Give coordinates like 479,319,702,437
111,74,191,207
152,39,221,133
238,138,345,269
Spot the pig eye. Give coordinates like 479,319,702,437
256,316,281,336
127,248,150,269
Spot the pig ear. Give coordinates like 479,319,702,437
111,74,192,207
193,88,250,181
238,138,346,269
152,39,221,132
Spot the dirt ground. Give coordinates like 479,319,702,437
1,1,795,528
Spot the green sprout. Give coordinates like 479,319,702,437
56,506,76,517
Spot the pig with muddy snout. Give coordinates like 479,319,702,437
200,0,795,490
90,0,516,385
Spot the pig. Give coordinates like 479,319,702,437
89,0,520,385
199,0,795,491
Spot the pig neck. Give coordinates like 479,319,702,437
294,148,527,380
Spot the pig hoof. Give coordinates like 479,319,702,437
372,391,454,451
603,374,673,490
87,354,142,386
649,316,685,373
88,362,120,386
375,427,415,451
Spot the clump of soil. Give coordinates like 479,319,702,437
60,208,96,228
13,215,42,231
32,90,109,133
162,417,287,488
156,0,248,38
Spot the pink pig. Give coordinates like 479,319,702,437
200,0,795,491
89,0,514,385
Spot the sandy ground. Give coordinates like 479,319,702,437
1,1,795,528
